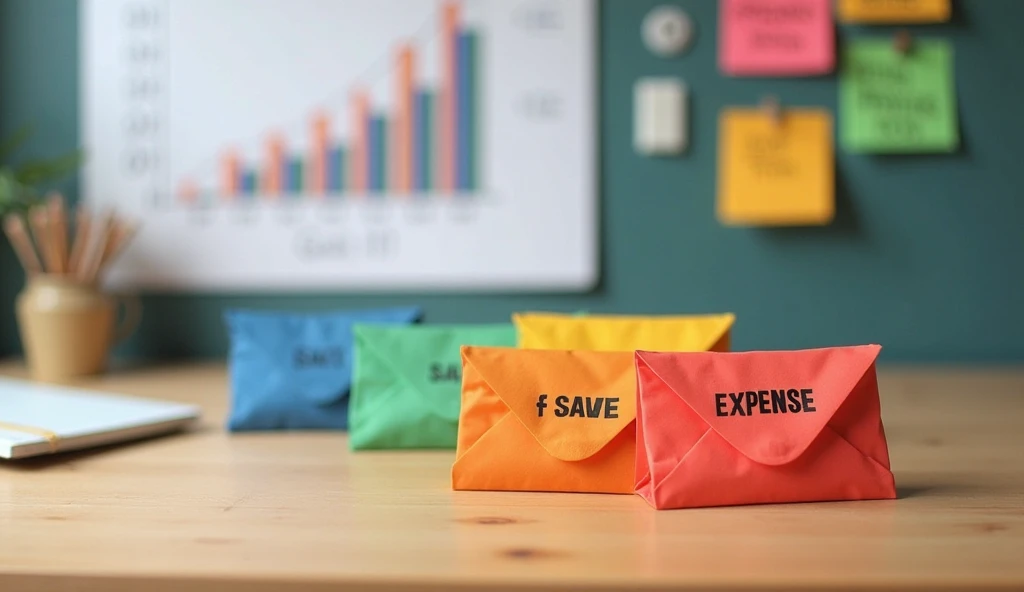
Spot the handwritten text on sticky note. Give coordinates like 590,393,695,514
841,40,958,153
720,0,834,76
718,108,834,226
839,0,950,23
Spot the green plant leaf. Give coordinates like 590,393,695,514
0,124,35,164
0,168,40,217
14,149,84,185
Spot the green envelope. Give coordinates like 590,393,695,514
349,323,517,450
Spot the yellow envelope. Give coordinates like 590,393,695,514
717,108,834,227
838,0,949,23
513,312,735,352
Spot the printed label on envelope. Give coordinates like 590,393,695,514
841,40,958,153
839,0,950,23
720,0,835,76
452,347,637,494
717,108,834,226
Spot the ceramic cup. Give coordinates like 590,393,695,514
15,275,141,380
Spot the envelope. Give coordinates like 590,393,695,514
224,306,421,431
513,312,735,352
634,345,896,509
452,347,637,494
348,324,516,450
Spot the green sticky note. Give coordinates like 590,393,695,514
349,324,517,450
841,39,958,153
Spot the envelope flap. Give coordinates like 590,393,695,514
463,347,636,461
636,345,881,466
355,324,516,420
353,326,444,415
226,306,421,406
514,313,736,351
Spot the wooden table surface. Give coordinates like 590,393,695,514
0,363,1022,592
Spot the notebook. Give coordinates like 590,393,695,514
0,377,200,459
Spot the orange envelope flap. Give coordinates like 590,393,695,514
636,345,881,466
463,347,636,461
513,313,736,352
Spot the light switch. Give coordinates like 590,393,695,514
634,78,688,155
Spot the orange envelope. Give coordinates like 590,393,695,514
635,345,896,509
453,347,636,494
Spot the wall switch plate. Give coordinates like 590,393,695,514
634,77,688,155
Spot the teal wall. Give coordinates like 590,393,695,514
1,0,1022,362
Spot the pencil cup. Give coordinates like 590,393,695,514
15,276,141,381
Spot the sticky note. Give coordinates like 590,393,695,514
840,40,958,153
717,108,834,226
720,0,835,76
838,0,950,23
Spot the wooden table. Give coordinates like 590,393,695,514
0,363,1021,592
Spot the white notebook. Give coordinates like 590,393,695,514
0,377,200,459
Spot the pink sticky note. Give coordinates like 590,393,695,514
720,0,835,76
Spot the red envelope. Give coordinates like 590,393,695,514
635,345,896,509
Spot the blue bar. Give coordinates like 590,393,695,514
327,146,343,194
241,170,257,196
366,114,376,194
288,157,304,195
369,115,386,194
456,31,474,192
414,90,432,192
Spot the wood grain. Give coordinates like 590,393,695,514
0,362,1021,592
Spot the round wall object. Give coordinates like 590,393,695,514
642,5,695,57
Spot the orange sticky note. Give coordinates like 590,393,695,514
717,107,834,226
452,347,636,494
838,0,950,23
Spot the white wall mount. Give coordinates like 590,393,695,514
642,5,695,57
634,77,688,155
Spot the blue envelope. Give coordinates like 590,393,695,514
225,306,422,431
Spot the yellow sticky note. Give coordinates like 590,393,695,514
717,108,834,226
838,0,950,23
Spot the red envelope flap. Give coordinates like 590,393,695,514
636,345,882,466
462,346,636,461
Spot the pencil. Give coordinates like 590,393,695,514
47,193,68,274
68,207,92,275
78,210,113,283
98,219,139,274
28,207,59,274
3,214,43,274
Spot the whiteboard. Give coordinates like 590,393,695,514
80,0,597,292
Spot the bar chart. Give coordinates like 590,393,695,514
180,2,481,203
82,0,596,290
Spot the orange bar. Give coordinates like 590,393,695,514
264,134,284,197
178,179,199,204
351,91,369,193
311,113,330,196
221,150,240,198
439,2,459,193
396,45,415,194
